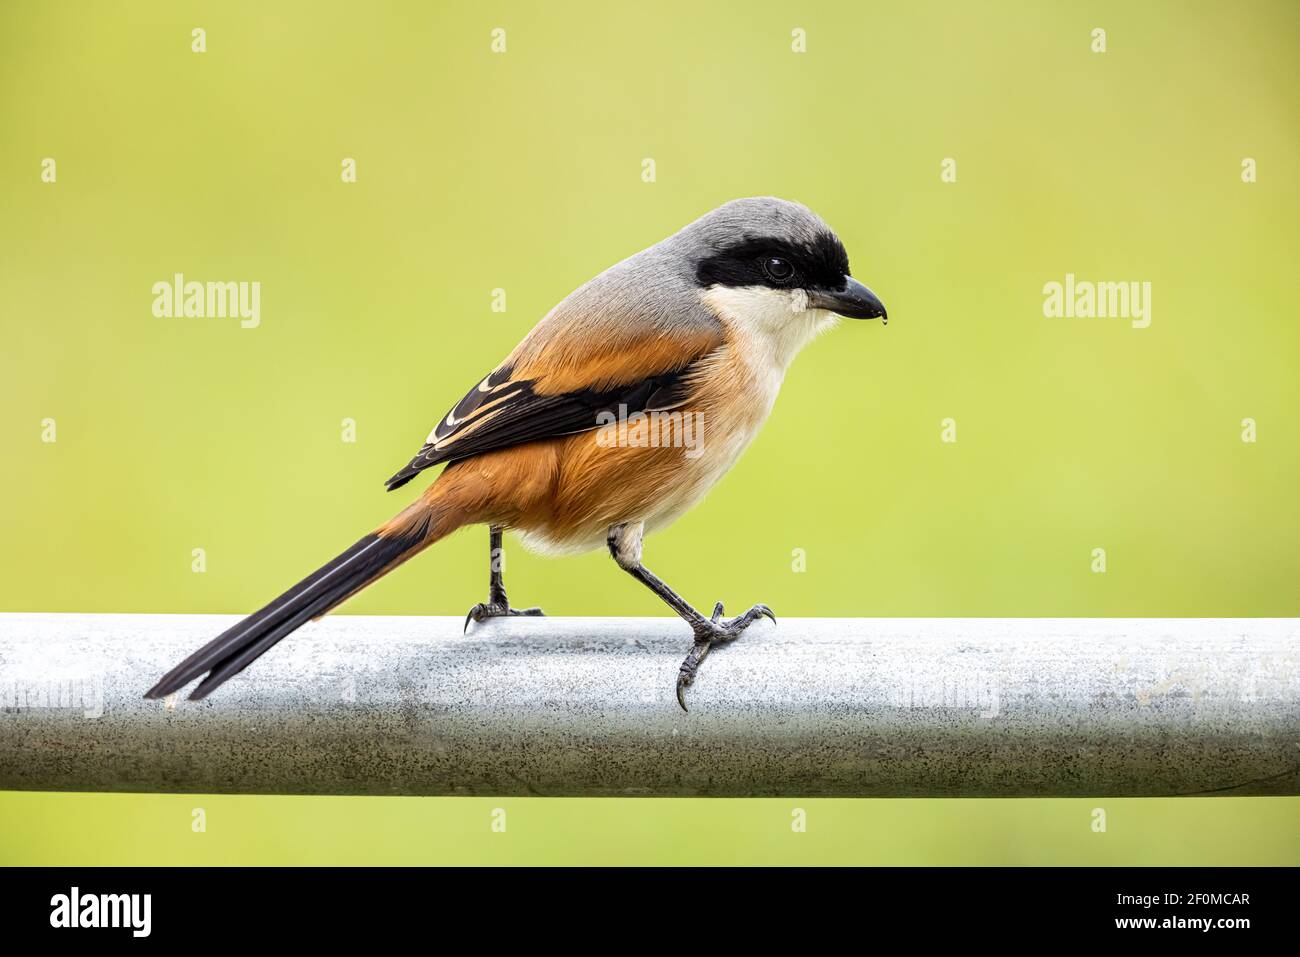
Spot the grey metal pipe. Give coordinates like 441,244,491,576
0,613,1296,797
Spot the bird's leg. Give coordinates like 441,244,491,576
464,526,545,631
607,523,775,711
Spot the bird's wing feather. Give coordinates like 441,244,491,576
384,315,722,491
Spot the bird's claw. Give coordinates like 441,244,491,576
463,602,546,633
676,602,776,711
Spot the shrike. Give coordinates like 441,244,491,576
147,197,886,709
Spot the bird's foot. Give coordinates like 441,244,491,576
675,601,775,711
463,601,546,633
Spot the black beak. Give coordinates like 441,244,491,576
809,276,887,321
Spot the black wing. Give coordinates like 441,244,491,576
384,362,700,491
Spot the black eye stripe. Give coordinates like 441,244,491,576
696,232,849,291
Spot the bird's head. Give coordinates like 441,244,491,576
673,197,885,361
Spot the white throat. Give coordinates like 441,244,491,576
701,285,839,372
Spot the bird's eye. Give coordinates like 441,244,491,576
762,257,794,283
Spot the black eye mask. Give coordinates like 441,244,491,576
695,231,851,291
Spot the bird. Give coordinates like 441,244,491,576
145,196,887,710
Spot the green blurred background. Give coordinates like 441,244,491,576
2,1,1297,865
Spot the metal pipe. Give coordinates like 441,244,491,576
1,613,1296,797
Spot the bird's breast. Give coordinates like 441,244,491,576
510,336,794,556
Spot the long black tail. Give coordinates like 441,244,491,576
145,518,432,701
